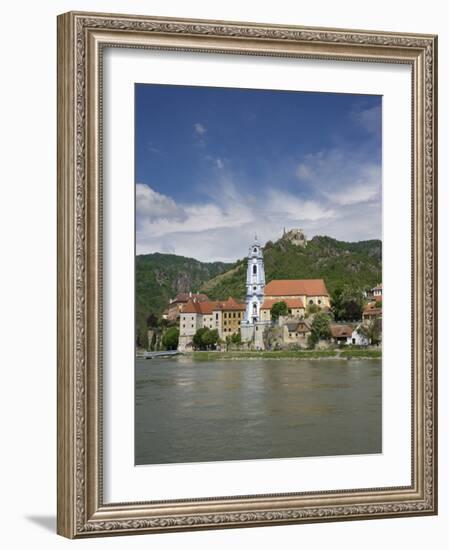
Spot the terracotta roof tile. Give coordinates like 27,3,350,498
260,298,305,310
172,292,209,304
214,297,246,311
330,324,353,338
264,279,328,297
181,299,202,314
363,302,382,316
181,297,245,315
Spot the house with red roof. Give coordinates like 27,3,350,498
178,296,246,351
264,279,330,310
167,292,209,321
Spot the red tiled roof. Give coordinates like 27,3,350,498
260,298,305,310
330,324,353,338
213,297,246,311
264,279,328,297
363,301,382,316
172,292,209,304
181,299,203,314
181,297,245,315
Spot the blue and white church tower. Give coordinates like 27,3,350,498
244,236,265,323
241,236,269,348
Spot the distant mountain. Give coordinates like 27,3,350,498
135,235,382,346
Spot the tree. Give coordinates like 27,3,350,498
162,327,179,350
136,322,149,350
331,285,364,322
193,327,219,350
359,319,382,345
193,327,209,350
271,301,288,322
310,312,331,346
231,332,242,345
306,303,319,316
202,329,219,350
146,313,159,328
150,331,157,351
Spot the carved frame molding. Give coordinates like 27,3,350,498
57,11,437,538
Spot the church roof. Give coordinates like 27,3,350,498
264,279,329,297
260,298,305,310
181,297,245,315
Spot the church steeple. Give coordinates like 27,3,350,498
243,236,265,324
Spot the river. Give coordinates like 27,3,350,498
135,356,381,465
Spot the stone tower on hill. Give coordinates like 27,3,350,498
282,228,307,247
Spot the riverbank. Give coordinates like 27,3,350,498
191,349,382,361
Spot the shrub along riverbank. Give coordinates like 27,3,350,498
191,349,382,361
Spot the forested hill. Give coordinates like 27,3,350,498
199,235,382,301
136,236,381,336
136,253,232,341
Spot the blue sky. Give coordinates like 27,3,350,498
135,84,382,262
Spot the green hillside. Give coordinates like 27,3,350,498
200,235,381,300
135,235,382,347
135,253,232,344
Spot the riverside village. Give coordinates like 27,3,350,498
141,229,382,359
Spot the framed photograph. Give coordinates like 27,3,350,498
57,11,438,538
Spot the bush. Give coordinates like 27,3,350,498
162,327,179,350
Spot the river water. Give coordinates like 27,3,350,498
135,357,381,465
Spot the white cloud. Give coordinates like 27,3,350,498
351,104,382,136
295,149,381,207
194,122,206,135
136,181,340,261
136,148,381,262
136,184,187,226
295,163,313,180
266,190,335,222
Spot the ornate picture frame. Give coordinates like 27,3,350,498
57,11,437,538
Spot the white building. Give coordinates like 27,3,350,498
350,325,370,346
243,236,266,323
241,236,270,347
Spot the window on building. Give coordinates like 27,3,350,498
309,299,314,305
253,247,257,253
318,299,322,305
253,265,257,275
215,313,218,320
182,324,185,328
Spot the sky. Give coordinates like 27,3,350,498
135,84,382,262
